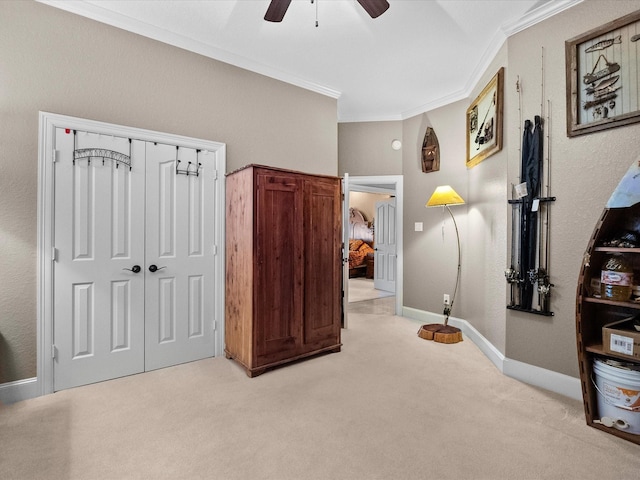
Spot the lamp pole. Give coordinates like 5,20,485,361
444,204,461,326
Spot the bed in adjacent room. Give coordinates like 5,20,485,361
348,208,375,278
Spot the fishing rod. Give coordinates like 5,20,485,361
536,114,544,301
538,48,545,286
516,76,522,302
540,47,545,124
505,76,523,307
537,99,554,313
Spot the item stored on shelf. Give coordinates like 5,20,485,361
602,230,639,247
602,317,640,360
601,254,633,301
593,359,640,435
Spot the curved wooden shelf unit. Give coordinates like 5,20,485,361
576,202,640,445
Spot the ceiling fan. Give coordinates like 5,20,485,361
264,0,390,22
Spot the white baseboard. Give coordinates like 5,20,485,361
0,377,39,405
402,306,581,401
503,358,582,402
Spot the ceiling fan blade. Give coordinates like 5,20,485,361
356,0,390,18
264,0,292,22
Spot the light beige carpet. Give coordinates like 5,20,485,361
2,298,640,480
348,277,394,303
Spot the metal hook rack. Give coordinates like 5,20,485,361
175,147,202,177
73,148,132,170
72,131,132,170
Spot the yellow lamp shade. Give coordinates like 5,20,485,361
426,185,465,207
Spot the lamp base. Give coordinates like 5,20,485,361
417,324,463,344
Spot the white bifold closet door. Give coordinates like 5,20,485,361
53,129,216,391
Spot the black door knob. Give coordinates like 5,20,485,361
123,265,141,273
148,264,166,272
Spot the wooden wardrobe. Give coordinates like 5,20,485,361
225,165,342,377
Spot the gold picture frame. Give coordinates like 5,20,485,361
466,67,503,168
565,10,640,137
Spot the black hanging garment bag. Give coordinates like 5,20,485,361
519,116,543,310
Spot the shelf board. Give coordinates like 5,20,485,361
584,342,640,363
583,296,640,309
587,420,640,444
594,246,640,253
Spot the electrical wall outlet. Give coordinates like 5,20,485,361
443,294,450,305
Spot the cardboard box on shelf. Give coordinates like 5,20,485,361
603,317,640,360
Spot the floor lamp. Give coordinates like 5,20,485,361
417,185,465,344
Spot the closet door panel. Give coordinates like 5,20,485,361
145,144,216,371
53,132,145,391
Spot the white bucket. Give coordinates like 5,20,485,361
593,359,640,434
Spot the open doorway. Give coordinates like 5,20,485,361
347,191,394,301
343,175,403,324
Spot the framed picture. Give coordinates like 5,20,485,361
466,67,503,168
565,11,640,137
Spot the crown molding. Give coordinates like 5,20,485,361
502,0,583,37
38,0,581,123
341,0,583,123
338,112,404,124
398,89,468,122
469,1,584,105
37,0,342,100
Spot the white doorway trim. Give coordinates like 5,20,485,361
345,175,403,316
37,112,226,396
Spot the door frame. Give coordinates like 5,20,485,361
37,112,226,396
344,175,403,318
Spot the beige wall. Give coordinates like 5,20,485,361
463,46,510,355
339,0,640,378
401,100,474,338
338,121,403,176
0,1,337,383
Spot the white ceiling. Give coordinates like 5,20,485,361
41,0,581,122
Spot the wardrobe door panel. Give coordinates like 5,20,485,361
303,178,342,347
255,171,303,363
